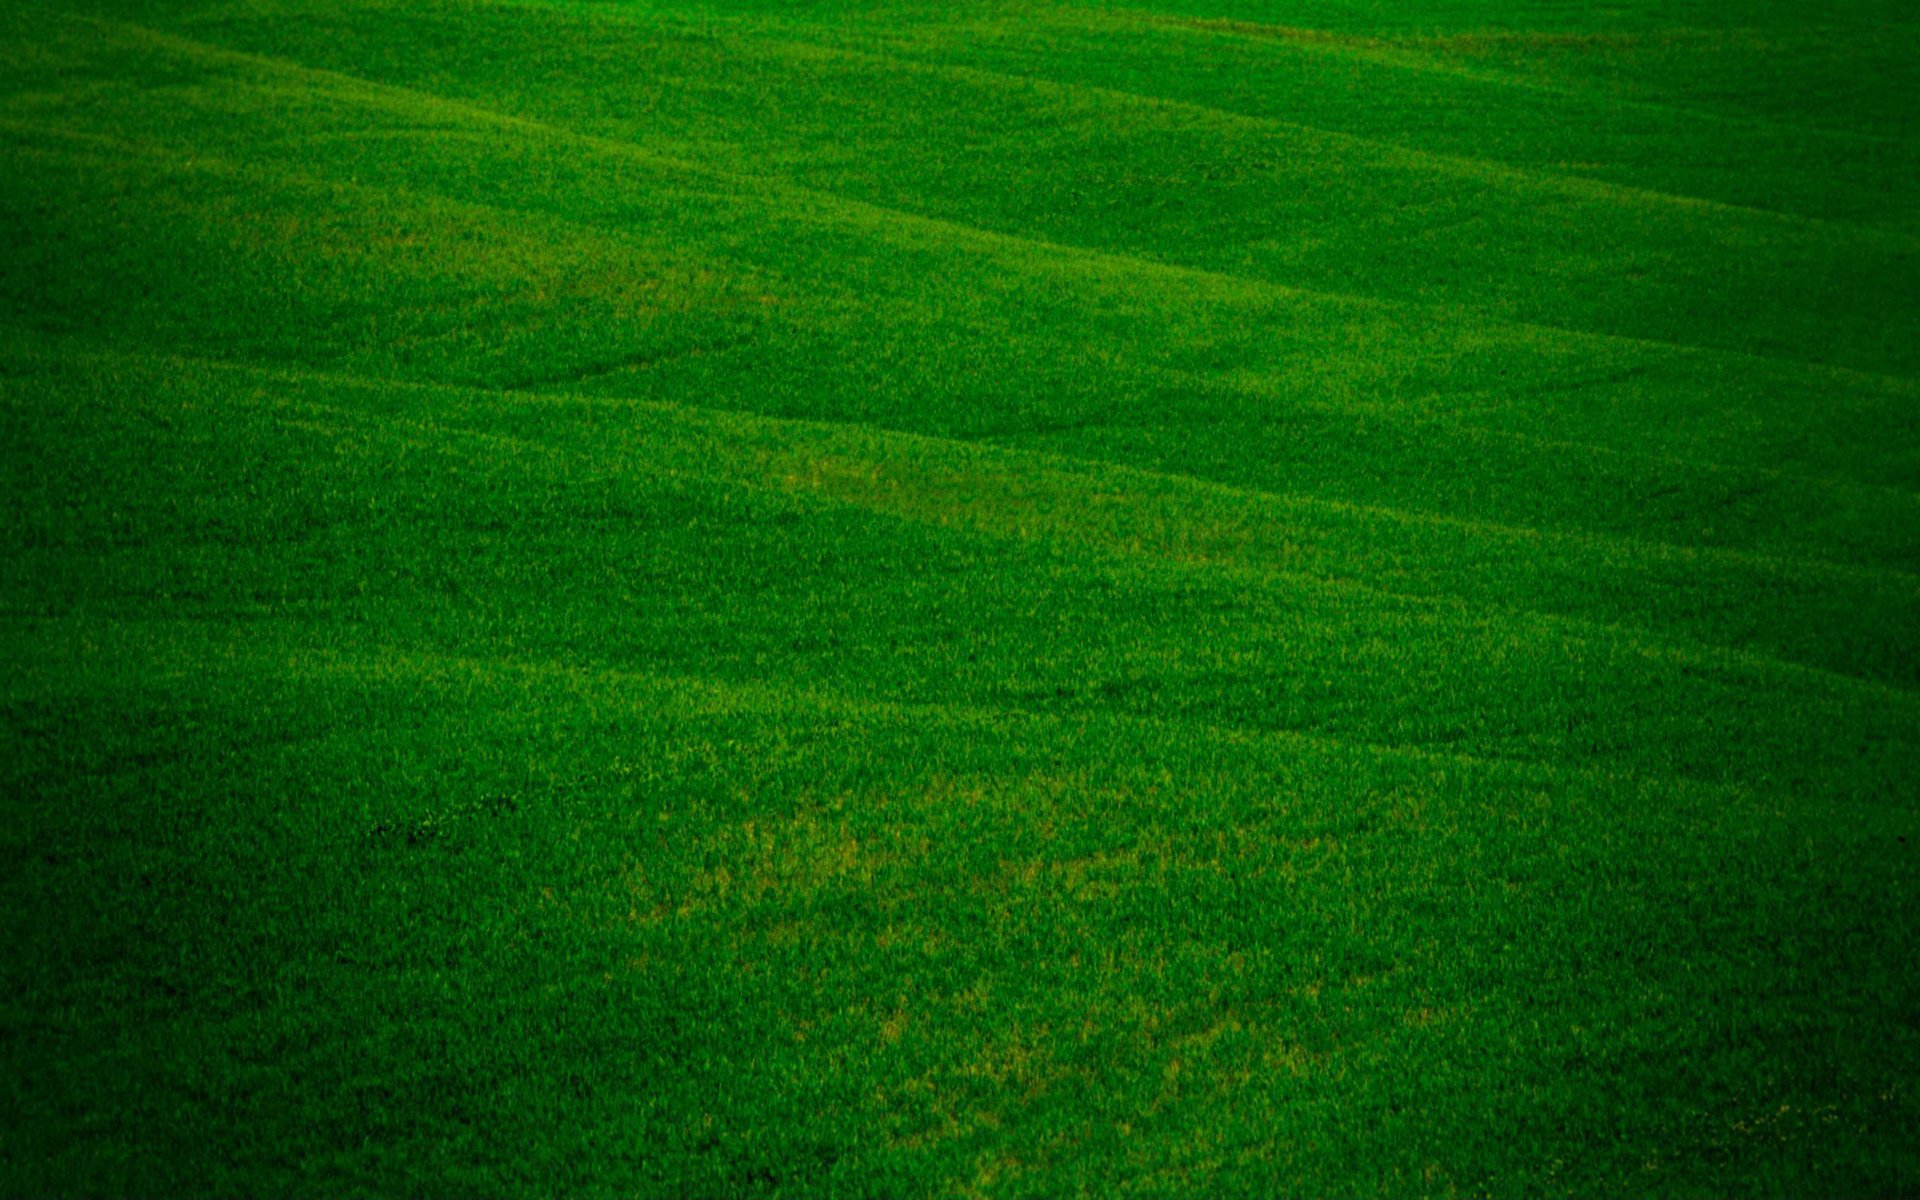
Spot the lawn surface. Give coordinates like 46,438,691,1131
3,0,1918,1194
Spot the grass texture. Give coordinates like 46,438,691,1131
3,0,1918,1194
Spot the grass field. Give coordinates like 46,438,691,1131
4,0,1918,1194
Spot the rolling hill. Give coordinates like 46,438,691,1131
3,0,1917,1193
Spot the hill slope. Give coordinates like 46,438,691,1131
3,1,1917,1193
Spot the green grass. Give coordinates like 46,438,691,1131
3,0,1917,1194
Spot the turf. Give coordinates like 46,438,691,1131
2,0,1918,1194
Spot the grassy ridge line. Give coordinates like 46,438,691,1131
7,121,1912,675
54,3,1920,379
1190,2,1920,143
1126,12,1920,142
7,61,1912,514
618,2,1920,237
1079,0,1917,39
13,330,1920,704
127,339,1920,691
0,612,1792,802
405,0,1920,156
7,107,1912,583
18,613,1892,889
18,5,1919,494
7,613,1915,1194
837,5,1920,230
22,322,1920,706
10,341,1918,804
